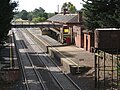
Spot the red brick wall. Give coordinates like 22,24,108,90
84,34,87,50
88,34,91,51
84,33,94,52
73,26,83,48
75,34,81,48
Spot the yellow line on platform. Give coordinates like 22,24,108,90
10,33,13,68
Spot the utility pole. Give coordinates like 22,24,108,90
57,5,59,13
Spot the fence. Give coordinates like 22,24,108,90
94,49,120,90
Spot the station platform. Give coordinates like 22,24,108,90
27,29,94,75
0,31,19,83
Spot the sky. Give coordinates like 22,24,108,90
13,0,83,13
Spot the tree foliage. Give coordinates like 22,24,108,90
14,7,48,22
82,0,120,30
61,2,77,13
0,0,17,43
20,10,29,20
32,17,46,23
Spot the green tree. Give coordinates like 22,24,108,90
0,0,17,43
31,7,48,21
32,7,45,18
61,2,77,13
14,7,48,22
20,10,28,20
48,13,55,18
27,12,33,21
82,0,120,30
32,17,46,23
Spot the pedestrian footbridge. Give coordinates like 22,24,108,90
11,23,62,28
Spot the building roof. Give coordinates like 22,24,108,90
47,14,80,24
96,28,120,31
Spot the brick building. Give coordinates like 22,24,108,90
47,12,83,44
47,11,95,52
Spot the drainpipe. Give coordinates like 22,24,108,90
77,11,82,23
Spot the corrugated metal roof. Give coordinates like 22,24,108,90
47,14,80,24
96,28,120,31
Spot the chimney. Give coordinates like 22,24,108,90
55,12,58,15
78,11,82,23
63,9,69,15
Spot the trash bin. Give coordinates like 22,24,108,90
66,37,71,44
70,65,77,75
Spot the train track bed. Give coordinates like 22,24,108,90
0,30,25,90
14,29,48,90
13,29,81,90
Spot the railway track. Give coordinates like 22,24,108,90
13,28,81,90
22,29,81,90
13,29,47,90
13,29,62,90
33,40,81,90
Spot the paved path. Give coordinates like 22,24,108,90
55,45,94,67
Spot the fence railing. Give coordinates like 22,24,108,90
94,49,120,90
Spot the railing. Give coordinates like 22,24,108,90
94,48,120,90
11,22,62,28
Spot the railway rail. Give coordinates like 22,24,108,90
13,29,47,90
23,29,81,90
13,28,81,90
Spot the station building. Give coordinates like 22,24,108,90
47,11,85,46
